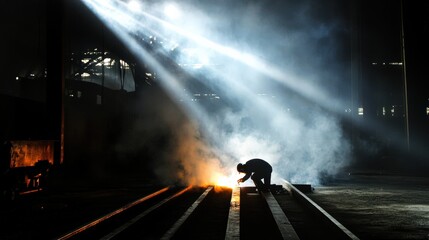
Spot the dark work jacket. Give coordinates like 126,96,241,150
241,158,272,182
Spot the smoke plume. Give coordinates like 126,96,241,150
83,0,352,186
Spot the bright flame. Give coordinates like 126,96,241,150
215,174,237,189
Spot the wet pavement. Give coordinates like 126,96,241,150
307,173,429,240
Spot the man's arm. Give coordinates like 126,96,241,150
239,172,251,183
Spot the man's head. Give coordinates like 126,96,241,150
237,163,244,173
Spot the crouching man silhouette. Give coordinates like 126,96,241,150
237,158,272,192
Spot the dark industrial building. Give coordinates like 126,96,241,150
3,0,427,180
1,0,429,239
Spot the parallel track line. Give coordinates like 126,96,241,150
282,179,360,240
261,191,300,240
100,186,192,240
161,186,213,240
225,186,240,240
56,186,170,240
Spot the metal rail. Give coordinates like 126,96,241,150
261,191,300,240
225,186,240,240
100,186,192,240
282,179,360,240
56,186,170,240
54,183,358,240
161,186,213,240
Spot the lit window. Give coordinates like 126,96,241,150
81,58,90,64
120,60,129,69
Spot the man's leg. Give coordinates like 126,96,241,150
251,173,265,191
263,171,272,191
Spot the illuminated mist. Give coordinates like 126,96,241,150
81,0,352,186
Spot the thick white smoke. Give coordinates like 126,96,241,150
82,0,352,186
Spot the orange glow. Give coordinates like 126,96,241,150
215,173,238,189
10,140,55,168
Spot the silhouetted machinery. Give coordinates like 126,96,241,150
1,140,55,203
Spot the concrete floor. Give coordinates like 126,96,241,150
307,173,429,240
2,172,428,240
